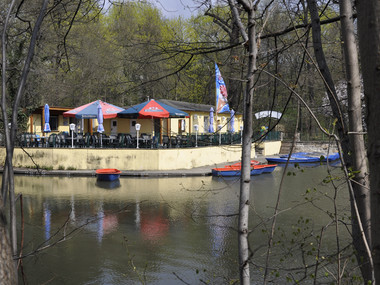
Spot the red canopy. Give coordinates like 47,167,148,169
63,100,124,119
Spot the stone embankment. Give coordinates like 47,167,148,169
279,141,338,154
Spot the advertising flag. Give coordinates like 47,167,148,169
215,63,230,113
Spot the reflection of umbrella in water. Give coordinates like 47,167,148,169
44,104,51,132
102,214,119,234
140,213,169,242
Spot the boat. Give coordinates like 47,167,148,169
228,160,260,167
95,168,121,181
212,164,277,177
266,152,340,164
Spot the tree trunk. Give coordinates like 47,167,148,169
0,209,16,285
236,1,257,283
307,0,372,281
1,0,49,279
339,0,372,282
356,0,380,282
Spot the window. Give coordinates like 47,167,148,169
204,116,209,132
50,115,58,131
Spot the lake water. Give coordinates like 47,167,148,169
13,163,358,284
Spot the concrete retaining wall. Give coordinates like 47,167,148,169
0,144,254,171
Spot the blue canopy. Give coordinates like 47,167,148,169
230,109,235,132
208,107,214,133
97,103,104,133
44,104,51,132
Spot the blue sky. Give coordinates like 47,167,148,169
151,0,198,18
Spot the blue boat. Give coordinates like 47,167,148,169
96,168,121,181
266,152,340,164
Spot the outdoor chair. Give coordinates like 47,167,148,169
91,135,99,147
19,133,28,147
33,134,42,147
180,135,189,147
125,134,135,148
75,134,84,148
58,132,68,147
47,133,58,147
111,133,125,148
221,133,230,145
232,133,241,144
170,136,177,148
84,133,92,147
162,135,169,148
212,134,219,145
141,133,151,148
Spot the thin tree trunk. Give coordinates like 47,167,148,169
356,0,380,283
1,0,49,277
307,0,372,281
236,1,257,283
339,0,372,282
1,0,18,282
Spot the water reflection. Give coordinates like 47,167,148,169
95,179,121,189
43,203,51,240
13,165,354,284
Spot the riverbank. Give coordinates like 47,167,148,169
0,142,281,171
7,156,269,177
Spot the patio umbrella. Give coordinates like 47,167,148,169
208,107,214,133
230,109,235,133
97,103,104,147
44,104,51,132
118,99,189,146
63,100,124,119
117,99,188,119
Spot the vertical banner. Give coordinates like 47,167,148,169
215,63,230,113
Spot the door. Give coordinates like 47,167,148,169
130,120,137,136
110,119,118,135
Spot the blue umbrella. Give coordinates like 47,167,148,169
44,104,51,132
97,103,104,148
230,109,235,133
97,103,104,133
208,107,214,133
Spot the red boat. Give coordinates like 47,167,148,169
227,160,260,167
96,168,121,181
212,163,277,177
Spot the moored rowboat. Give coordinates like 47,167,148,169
266,152,340,164
212,164,277,177
96,168,121,181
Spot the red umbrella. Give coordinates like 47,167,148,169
117,99,188,119
63,100,124,119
